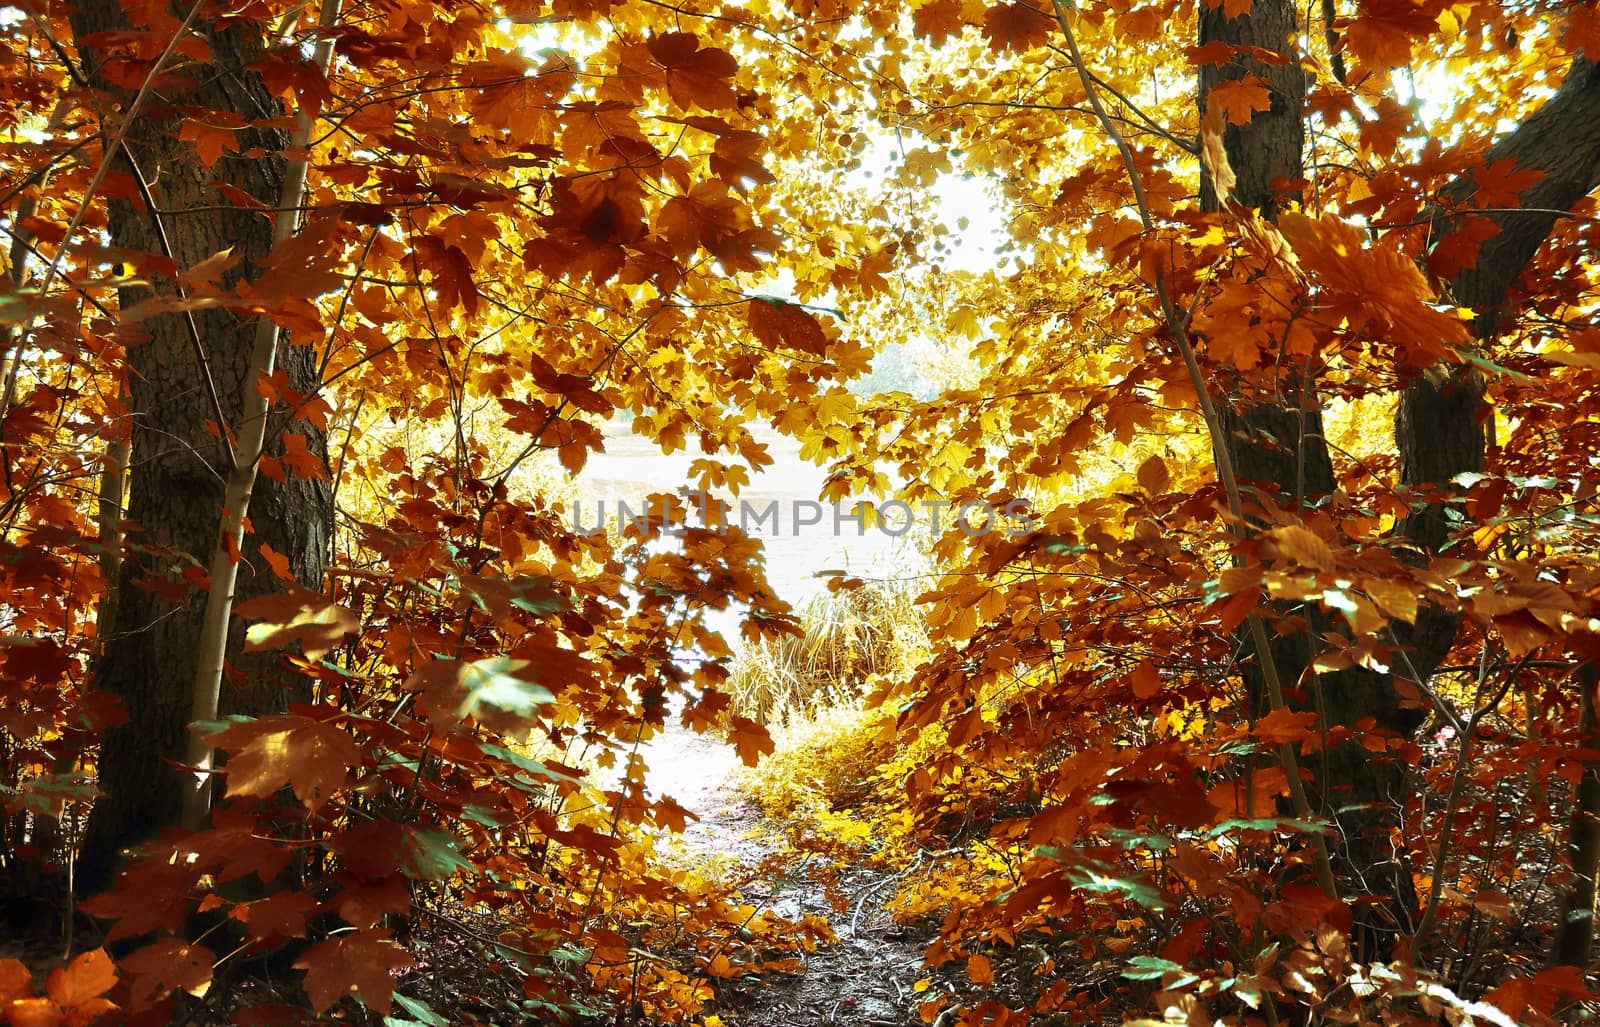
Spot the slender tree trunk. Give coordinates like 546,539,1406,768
68,0,331,890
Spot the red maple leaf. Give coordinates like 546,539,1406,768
295,930,413,1014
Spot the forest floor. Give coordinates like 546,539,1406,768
642,717,934,1027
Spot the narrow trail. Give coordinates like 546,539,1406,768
640,720,932,1027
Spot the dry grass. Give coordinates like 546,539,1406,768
725,573,930,725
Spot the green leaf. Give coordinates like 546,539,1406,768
458,657,555,722
460,803,503,828
1032,851,1169,911
192,715,255,742
1460,348,1530,382
1104,828,1173,852
13,771,100,814
479,743,577,784
1121,955,1187,981
1206,816,1328,838
388,994,449,1027
398,827,472,881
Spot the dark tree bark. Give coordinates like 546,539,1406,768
68,0,331,890
1550,665,1600,970
1402,58,1600,556
1197,0,1306,222
1199,4,1600,957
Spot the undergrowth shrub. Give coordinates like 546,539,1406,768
742,699,892,824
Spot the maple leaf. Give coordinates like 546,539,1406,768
913,0,965,44
726,714,775,765
1470,157,1546,208
236,589,359,660
211,714,361,812
120,940,213,1009
653,796,697,832
407,656,558,738
1253,708,1321,744
659,181,744,260
232,891,318,944
983,2,1052,53
468,56,569,136
295,930,414,1014
179,118,238,167
280,431,327,479
249,214,346,306
1426,216,1500,281
257,542,295,584
250,51,334,118
1208,76,1274,126
332,876,413,929
647,32,738,111
1278,211,1469,366
44,949,117,1026
413,235,481,317
1187,39,1240,65
1343,0,1435,71
683,687,732,733
747,297,831,355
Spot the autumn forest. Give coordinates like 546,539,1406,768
1,0,1599,1022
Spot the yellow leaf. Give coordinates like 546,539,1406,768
1200,103,1235,203
1268,525,1334,571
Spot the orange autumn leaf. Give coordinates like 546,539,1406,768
209,715,361,813
748,297,831,356
295,930,414,1014
1208,76,1274,126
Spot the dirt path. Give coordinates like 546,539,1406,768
584,417,935,1025
641,721,932,1027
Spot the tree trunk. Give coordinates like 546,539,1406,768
1199,3,1600,959
1550,665,1600,971
68,0,332,890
